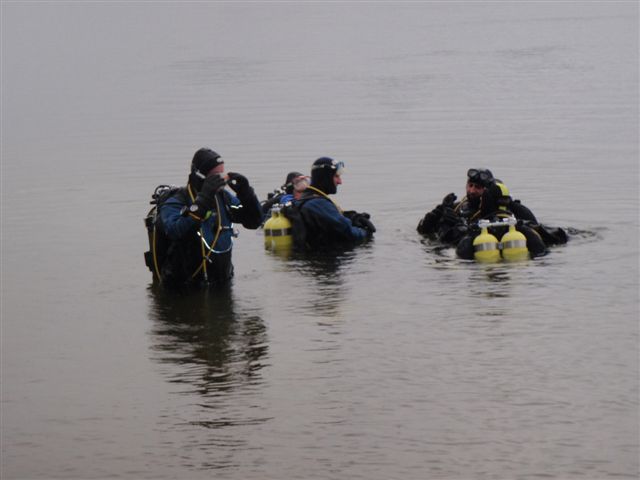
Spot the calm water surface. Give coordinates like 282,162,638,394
2,3,638,479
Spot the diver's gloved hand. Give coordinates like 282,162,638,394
351,213,376,236
417,211,437,234
192,174,226,217
440,206,460,226
429,192,457,217
342,210,357,220
442,192,457,208
227,172,252,197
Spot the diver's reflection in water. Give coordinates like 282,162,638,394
464,265,520,327
147,283,268,395
269,247,360,319
468,265,513,300
419,238,460,269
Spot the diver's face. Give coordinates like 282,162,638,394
333,173,342,188
466,181,485,200
292,176,309,199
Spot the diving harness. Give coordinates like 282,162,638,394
187,184,238,282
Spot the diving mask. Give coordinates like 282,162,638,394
467,168,494,187
292,175,310,192
312,159,345,176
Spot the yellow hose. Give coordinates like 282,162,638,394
306,185,343,213
188,186,223,279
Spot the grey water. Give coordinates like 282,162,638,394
2,3,638,479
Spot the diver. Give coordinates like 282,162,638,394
291,157,376,250
417,168,567,259
454,180,548,259
261,171,310,214
417,168,538,245
154,147,263,289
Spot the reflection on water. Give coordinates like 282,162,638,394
147,283,268,397
146,283,273,471
266,247,360,320
468,265,514,300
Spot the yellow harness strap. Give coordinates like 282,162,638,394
305,185,343,214
187,185,223,280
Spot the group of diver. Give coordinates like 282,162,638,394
144,147,568,290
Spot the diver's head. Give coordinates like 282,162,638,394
283,171,304,194
465,168,494,204
189,147,224,191
310,157,344,195
292,175,310,199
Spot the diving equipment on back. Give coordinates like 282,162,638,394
263,206,293,251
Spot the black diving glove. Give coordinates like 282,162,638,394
442,192,457,208
417,210,439,234
342,210,357,220
227,172,253,197
191,174,226,218
351,212,376,236
418,193,456,232
440,206,461,226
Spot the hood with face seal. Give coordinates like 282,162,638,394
310,157,343,195
189,147,223,191
465,168,495,209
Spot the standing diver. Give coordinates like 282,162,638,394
154,147,263,289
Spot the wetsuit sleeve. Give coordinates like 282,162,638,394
304,198,368,242
158,196,199,240
227,190,264,229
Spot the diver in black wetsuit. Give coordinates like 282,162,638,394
417,168,567,258
418,169,522,244
454,180,547,259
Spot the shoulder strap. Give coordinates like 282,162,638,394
304,186,343,213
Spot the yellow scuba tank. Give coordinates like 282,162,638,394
473,223,501,263
264,207,293,251
500,224,528,261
